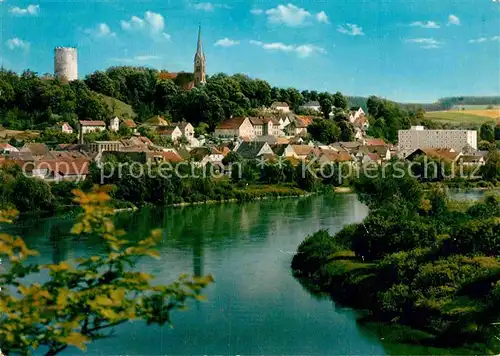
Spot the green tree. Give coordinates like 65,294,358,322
0,187,212,354
332,91,348,110
482,150,500,182
318,93,333,120
480,123,495,143
307,118,340,144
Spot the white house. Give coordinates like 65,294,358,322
109,117,120,132
61,122,73,134
215,117,255,139
171,122,195,142
158,126,183,142
79,120,106,134
349,108,365,123
299,101,321,113
283,145,317,159
270,102,291,113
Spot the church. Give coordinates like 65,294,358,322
159,26,206,90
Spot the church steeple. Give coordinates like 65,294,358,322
193,25,206,86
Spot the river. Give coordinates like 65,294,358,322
3,191,486,355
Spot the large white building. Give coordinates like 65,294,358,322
398,126,477,154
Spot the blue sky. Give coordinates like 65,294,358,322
1,0,499,103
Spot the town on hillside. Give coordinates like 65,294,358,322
0,27,497,181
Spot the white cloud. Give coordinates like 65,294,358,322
249,40,325,58
193,2,214,11
410,21,440,29
192,2,230,11
448,14,460,25
406,38,443,49
250,8,263,15
265,4,312,27
10,4,39,15
469,36,500,43
215,38,240,47
6,37,29,50
469,37,488,43
121,11,170,39
84,23,116,38
295,44,326,57
337,23,365,36
315,11,329,24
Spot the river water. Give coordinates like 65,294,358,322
4,192,485,355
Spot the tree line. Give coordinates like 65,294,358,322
292,169,500,352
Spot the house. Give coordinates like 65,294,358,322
459,155,485,166
351,145,391,162
284,145,317,159
145,115,170,127
60,122,74,134
286,116,315,136
299,101,321,112
29,159,90,182
190,147,225,167
79,120,106,134
249,117,264,136
406,148,463,163
349,108,365,123
214,117,255,139
89,141,123,153
318,151,353,164
0,143,18,154
146,151,184,164
270,102,291,113
171,122,195,141
279,116,291,131
363,138,387,146
121,119,138,133
121,136,152,148
158,126,183,142
361,152,382,165
20,143,50,156
249,117,279,137
109,117,120,132
234,141,274,159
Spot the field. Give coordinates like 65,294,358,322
96,93,137,119
425,109,499,127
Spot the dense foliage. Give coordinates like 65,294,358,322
293,171,500,352
0,187,212,354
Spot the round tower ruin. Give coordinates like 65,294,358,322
54,47,78,81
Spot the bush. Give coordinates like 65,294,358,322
291,230,342,276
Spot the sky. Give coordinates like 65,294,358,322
0,0,499,103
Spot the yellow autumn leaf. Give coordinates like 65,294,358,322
94,295,114,307
62,333,89,350
145,250,161,259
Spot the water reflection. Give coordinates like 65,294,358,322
6,192,484,355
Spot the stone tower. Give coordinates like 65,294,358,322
54,47,78,81
193,26,206,87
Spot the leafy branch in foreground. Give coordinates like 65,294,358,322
0,186,213,355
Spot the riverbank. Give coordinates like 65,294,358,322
293,250,494,355
291,181,500,355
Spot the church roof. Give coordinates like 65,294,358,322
194,25,205,61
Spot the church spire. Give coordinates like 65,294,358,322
193,25,206,86
195,25,204,60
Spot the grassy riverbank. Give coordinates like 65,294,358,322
292,172,500,354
